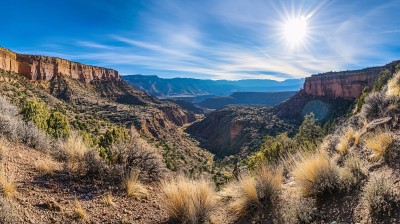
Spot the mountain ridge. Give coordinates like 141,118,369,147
122,74,304,97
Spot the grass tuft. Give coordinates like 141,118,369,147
103,193,116,208
291,150,339,196
363,130,394,161
220,165,282,218
74,201,89,221
34,160,55,176
125,170,149,199
63,132,88,175
335,127,356,156
161,176,216,224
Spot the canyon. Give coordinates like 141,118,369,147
0,47,120,83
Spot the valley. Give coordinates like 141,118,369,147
1,47,400,223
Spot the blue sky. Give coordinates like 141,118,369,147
1,0,400,80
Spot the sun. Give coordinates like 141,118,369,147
282,15,309,47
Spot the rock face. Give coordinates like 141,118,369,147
0,47,120,83
303,61,400,100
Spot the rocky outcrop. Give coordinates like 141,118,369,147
0,47,120,83
304,61,400,100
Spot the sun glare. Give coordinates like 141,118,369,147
282,16,308,47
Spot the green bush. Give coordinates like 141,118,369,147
248,133,296,170
47,111,71,139
373,69,392,92
20,99,50,130
295,113,323,147
98,127,129,159
355,87,370,113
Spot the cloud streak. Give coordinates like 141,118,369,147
19,0,400,80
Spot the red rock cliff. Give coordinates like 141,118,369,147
303,61,400,100
0,47,120,83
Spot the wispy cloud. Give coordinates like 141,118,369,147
19,0,400,80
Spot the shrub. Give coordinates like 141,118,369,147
0,97,50,151
125,170,149,199
339,154,367,190
280,188,316,223
47,111,71,139
220,165,282,218
20,99,50,130
161,176,216,224
98,127,129,158
361,171,399,217
295,113,324,147
355,87,370,113
291,151,339,196
386,72,400,97
360,92,389,121
248,133,296,170
363,130,394,161
373,69,392,92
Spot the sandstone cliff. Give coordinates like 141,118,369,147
0,47,120,83
303,61,400,99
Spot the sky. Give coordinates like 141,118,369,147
1,0,400,80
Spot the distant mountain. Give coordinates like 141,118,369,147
122,75,304,97
198,91,297,109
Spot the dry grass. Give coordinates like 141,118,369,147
34,160,55,176
0,139,7,160
125,170,149,199
74,201,89,221
361,171,399,217
291,150,339,196
386,72,400,97
103,193,116,208
354,131,361,145
339,154,367,190
161,176,216,224
219,165,282,218
63,132,88,175
221,175,259,217
363,130,394,161
0,169,16,198
335,127,356,156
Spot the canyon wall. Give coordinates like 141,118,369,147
0,47,120,83
303,61,400,100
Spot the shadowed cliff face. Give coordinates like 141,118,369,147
0,47,120,83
